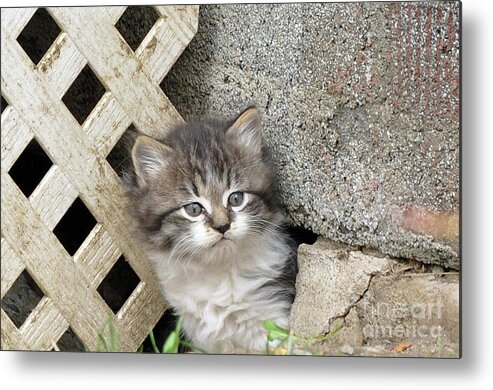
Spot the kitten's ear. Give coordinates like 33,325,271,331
132,135,171,186
226,107,262,151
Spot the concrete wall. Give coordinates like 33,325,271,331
162,2,460,269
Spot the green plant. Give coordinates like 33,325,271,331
263,320,343,355
146,316,205,354
94,317,338,355
94,316,120,352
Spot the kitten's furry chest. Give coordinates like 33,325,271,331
148,235,292,353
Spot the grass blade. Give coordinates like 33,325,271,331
97,333,109,352
148,329,160,353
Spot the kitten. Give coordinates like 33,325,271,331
124,107,296,353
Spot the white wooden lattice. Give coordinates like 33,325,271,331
1,6,198,351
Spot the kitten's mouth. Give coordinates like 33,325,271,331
211,236,233,248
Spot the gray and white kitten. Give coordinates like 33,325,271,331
124,107,296,353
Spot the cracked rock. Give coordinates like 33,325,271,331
290,237,459,357
289,237,389,338
358,272,459,357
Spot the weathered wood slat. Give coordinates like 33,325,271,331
1,310,28,350
1,238,25,299
83,91,132,156
0,8,37,40
155,5,199,37
20,297,69,351
136,17,190,84
157,6,198,44
105,6,127,24
1,34,156,286
117,282,168,350
39,32,88,99
1,106,33,172
29,165,79,231
74,224,121,289
136,6,199,84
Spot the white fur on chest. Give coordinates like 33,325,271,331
148,233,292,353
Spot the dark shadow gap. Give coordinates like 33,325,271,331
16,8,61,65
97,256,140,314
115,6,160,51
52,197,97,256
61,65,106,125
1,270,44,328
8,138,53,198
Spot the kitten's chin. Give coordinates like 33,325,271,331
199,236,236,261
211,237,235,253
211,236,233,248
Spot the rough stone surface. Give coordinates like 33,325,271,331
162,2,460,268
358,271,459,356
290,238,459,357
289,238,389,338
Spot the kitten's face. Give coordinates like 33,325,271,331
126,108,284,263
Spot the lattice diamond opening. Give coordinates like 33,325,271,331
55,327,85,351
97,256,140,314
1,95,7,114
16,8,61,65
160,77,188,115
106,123,138,178
1,270,44,328
62,65,106,125
8,138,53,198
2,5,198,352
53,197,97,256
115,6,160,51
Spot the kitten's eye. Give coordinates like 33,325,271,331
184,202,203,217
228,192,245,207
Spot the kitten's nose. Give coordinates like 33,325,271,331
215,223,230,235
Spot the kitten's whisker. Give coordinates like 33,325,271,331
247,216,282,229
167,233,196,263
247,223,280,237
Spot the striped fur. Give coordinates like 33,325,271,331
124,108,296,353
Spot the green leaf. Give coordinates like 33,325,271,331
163,331,179,353
175,316,184,334
107,317,118,352
263,320,284,332
263,320,290,341
162,317,184,353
